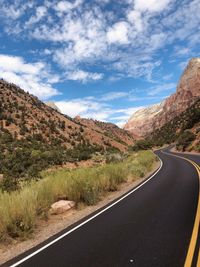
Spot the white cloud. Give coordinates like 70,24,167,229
107,21,129,44
101,91,129,101
55,95,146,128
134,0,172,13
0,54,59,100
148,83,176,96
66,70,103,82
110,106,146,127
55,98,107,118
0,0,199,84
0,1,34,20
127,10,143,32
54,0,84,13
25,6,47,26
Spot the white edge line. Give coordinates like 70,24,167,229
9,155,163,267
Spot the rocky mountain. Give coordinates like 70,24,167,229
124,101,165,138
0,79,134,152
148,98,200,151
124,58,200,137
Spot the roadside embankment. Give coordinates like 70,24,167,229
0,150,159,265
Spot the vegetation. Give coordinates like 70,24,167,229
132,139,153,151
143,99,200,151
176,131,196,151
0,151,157,242
0,129,105,191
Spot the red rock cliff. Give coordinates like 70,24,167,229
124,58,200,137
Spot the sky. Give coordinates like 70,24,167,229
0,0,199,127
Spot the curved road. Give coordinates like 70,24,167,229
3,148,200,267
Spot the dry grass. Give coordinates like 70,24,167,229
0,150,157,242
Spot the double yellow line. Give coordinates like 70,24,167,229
161,150,200,267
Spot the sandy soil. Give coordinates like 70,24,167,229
0,162,160,265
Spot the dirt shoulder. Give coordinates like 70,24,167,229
0,161,160,265
170,147,200,156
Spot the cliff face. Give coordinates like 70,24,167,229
124,101,165,138
124,58,200,137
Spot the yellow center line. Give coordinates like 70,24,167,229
161,150,200,267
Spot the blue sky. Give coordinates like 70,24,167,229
0,0,199,127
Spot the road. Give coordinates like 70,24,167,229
3,148,200,267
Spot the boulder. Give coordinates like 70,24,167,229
50,200,75,215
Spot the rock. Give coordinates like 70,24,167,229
124,101,165,138
50,200,75,215
46,102,61,113
124,58,200,137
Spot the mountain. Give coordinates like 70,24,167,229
147,98,200,151
0,79,135,188
124,101,165,138
74,116,134,147
46,102,61,113
0,79,134,152
124,58,200,137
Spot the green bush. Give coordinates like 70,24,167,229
176,130,195,151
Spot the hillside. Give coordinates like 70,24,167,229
74,116,134,147
132,99,200,152
0,79,134,151
0,79,134,189
148,98,200,151
124,58,200,137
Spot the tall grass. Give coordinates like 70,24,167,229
0,151,157,241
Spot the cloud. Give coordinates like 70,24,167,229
0,54,60,100
107,21,129,44
25,6,47,26
66,70,103,82
148,82,176,96
54,0,84,13
110,106,146,127
55,95,146,128
0,0,199,84
55,98,109,118
0,1,34,20
100,91,129,101
134,0,172,13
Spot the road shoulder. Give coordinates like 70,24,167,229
0,161,160,265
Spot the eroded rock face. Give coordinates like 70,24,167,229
124,58,200,137
50,200,75,215
124,102,165,138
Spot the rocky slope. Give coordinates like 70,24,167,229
0,79,134,152
148,98,200,151
74,116,134,147
124,58,200,137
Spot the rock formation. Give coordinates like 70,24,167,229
124,58,200,137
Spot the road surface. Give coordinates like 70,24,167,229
3,148,200,267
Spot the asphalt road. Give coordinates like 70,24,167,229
3,148,200,267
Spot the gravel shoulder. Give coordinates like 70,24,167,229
0,161,160,265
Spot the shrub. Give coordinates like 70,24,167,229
0,151,157,241
176,130,195,151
